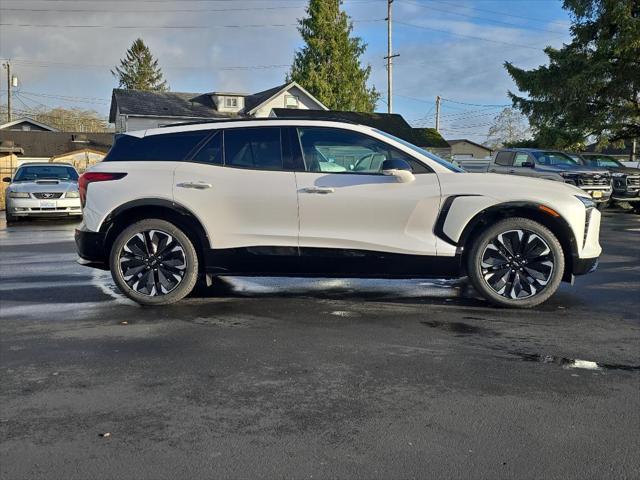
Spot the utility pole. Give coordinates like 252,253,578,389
2,61,11,123
435,95,441,132
384,0,399,114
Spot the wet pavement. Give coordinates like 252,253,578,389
1,210,639,479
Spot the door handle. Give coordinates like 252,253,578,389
509,169,516,173
300,187,335,194
176,181,212,190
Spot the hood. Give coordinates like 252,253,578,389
607,166,640,175
534,163,610,175
8,179,79,194
451,172,588,198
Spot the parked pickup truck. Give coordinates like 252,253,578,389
569,153,640,212
482,148,613,207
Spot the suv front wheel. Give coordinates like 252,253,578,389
466,218,565,308
109,219,199,305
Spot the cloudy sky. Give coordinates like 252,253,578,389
0,0,571,141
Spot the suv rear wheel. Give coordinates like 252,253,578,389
466,218,564,308
109,219,199,305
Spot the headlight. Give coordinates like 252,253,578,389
65,191,80,198
575,195,595,209
611,172,625,178
8,191,30,198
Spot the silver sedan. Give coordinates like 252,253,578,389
3,163,82,222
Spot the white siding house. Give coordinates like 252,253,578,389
109,82,327,132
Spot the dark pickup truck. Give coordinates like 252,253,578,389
569,153,640,211
487,148,612,207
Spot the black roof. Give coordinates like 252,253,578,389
109,89,236,123
270,109,448,148
0,130,113,157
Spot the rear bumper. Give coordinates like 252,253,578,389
572,256,599,276
75,228,109,270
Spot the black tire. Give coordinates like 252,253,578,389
632,204,640,214
109,219,199,306
5,210,19,223
466,218,565,308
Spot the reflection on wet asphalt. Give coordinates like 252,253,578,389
1,212,639,479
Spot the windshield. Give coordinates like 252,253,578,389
13,165,79,182
531,151,579,166
583,155,622,168
373,128,464,172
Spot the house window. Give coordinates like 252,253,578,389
225,97,239,108
284,94,299,108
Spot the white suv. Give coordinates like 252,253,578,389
75,119,601,308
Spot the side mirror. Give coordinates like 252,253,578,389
2,177,11,183
382,159,415,183
522,161,535,168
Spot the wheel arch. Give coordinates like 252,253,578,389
99,198,210,270
455,202,579,282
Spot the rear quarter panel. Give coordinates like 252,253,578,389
81,161,177,232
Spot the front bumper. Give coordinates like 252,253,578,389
611,188,640,202
75,228,109,270
577,187,612,203
8,197,82,216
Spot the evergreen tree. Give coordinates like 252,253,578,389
112,38,169,91
505,0,639,149
288,0,379,112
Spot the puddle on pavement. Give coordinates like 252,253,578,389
419,320,639,372
509,351,640,372
420,320,499,337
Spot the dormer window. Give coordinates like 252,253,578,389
285,94,299,108
225,97,239,108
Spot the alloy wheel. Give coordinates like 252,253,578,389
480,229,554,300
119,229,187,296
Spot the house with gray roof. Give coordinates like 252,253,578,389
109,81,328,132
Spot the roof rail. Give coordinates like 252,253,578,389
160,116,360,128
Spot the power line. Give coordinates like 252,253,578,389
402,0,566,35
415,0,569,27
0,4,309,13
3,58,292,71
441,97,510,107
0,18,383,29
394,20,548,51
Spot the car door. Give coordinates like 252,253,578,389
293,126,442,274
510,152,536,177
172,126,299,254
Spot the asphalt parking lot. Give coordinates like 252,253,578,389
1,209,639,479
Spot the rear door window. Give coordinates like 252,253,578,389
190,131,223,165
104,130,211,162
223,127,283,171
494,151,514,166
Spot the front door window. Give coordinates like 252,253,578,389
297,127,430,174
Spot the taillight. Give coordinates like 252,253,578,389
79,172,127,207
